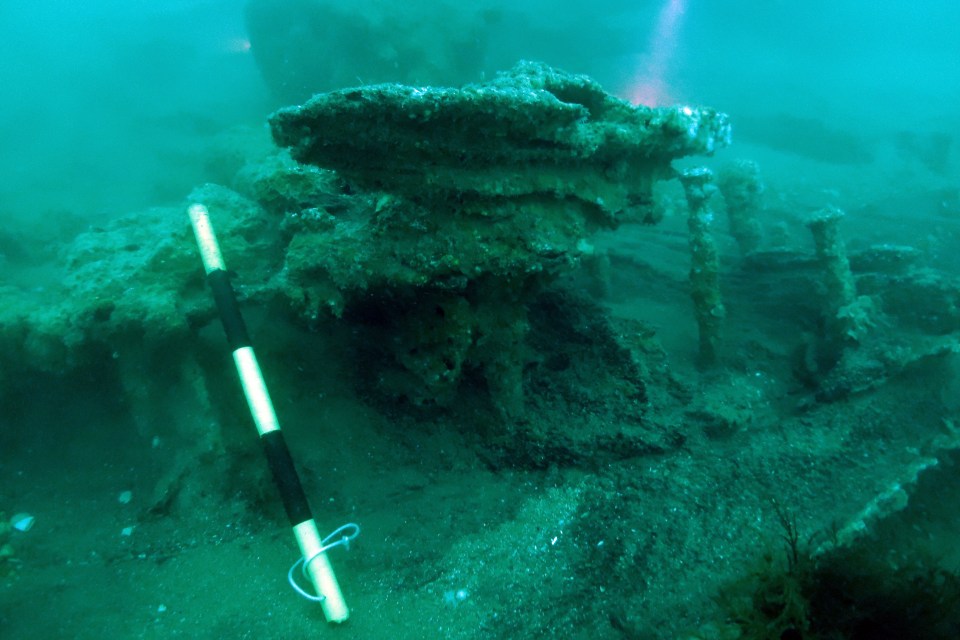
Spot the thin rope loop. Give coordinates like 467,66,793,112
287,523,361,602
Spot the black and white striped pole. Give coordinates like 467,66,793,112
188,203,352,623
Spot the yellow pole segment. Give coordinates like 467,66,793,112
295,520,351,623
187,204,225,273
232,347,281,436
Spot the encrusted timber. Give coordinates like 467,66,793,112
270,62,731,227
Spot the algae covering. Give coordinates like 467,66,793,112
2,63,960,639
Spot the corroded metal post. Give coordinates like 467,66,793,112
806,205,872,347
716,159,764,257
680,168,725,367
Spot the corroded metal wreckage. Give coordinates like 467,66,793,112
268,61,730,415
270,61,730,225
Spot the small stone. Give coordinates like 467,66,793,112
10,513,34,532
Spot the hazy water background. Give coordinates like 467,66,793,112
2,0,957,226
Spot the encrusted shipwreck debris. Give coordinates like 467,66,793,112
799,206,960,401
271,61,730,224
806,205,867,347
268,61,730,412
679,167,725,367
716,159,764,257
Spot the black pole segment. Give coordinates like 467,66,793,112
207,269,251,351
261,430,313,526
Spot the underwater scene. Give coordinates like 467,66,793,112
2,1,960,638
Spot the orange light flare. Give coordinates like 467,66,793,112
627,0,688,106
